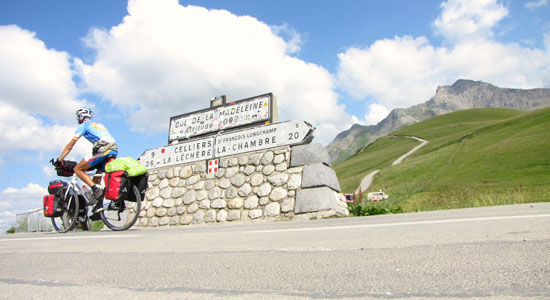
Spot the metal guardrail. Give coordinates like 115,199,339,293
15,209,53,232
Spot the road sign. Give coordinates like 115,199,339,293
214,120,314,157
168,93,273,142
140,137,215,169
141,121,315,170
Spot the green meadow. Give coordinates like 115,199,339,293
334,108,550,213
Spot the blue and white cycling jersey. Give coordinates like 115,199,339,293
73,120,118,157
73,121,118,170
73,120,115,145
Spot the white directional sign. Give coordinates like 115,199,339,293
214,120,314,157
168,93,273,142
141,120,315,170
140,137,215,169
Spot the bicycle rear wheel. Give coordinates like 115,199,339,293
100,185,141,231
51,192,79,233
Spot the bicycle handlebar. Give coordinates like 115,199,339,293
50,158,78,175
50,158,61,167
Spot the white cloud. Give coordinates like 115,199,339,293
42,164,57,178
0,102,91,159
271,23,303,54
0,24,91,171
525,0,548,9
433,0,509,43
336,36,447,109
0,25,85,122
78,0,350,144
365,103,390,125
336,0,550,124
0,183,46,232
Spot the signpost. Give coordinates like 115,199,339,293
168,93,274,142
140,121,314,169
140,137,215,169
215,120,314,157
140,92,315,170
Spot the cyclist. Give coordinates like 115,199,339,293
57,107,118,208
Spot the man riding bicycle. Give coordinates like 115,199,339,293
57,107,118,208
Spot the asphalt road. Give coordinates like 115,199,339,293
1,203,549,299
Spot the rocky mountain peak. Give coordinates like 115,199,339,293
327,79,550,163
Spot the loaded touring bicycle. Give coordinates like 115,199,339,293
43,157,147,232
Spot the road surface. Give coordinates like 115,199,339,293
1,203,549,299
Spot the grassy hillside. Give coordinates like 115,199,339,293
334,108,550,212
334,136,419,193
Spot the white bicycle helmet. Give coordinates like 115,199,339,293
76,107,93,123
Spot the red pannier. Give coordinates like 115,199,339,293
44,180,68,217
43,194,63,217
48,180,68,194
104,170,130,201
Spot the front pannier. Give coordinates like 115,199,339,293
48,180,68,194
44,181,69,217
104,170,131,201
43,194,63,217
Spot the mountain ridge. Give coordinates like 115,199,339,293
327,79,550,162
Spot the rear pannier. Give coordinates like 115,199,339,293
129,173,148,202
104,170,131,201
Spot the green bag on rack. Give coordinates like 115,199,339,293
105,157,147,177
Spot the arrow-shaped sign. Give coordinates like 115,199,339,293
214,120,314,157
140,121,315,170
140,136,215,170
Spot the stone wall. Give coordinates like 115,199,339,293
138,144,348,227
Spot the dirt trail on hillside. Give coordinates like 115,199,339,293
354,136,428,194
354,170,380,195
392,136,428,166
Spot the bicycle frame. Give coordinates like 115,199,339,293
62,172,104,218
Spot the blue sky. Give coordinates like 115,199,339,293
0,0,549,231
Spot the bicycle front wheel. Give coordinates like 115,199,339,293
100,185,141,231
51,193,79,233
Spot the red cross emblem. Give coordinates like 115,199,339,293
207,159,219,174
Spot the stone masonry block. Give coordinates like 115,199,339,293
295,187,339,214
301,163,341,192
290,143,331,167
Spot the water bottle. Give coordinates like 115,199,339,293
82,185,93,200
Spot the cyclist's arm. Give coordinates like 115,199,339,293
59,123,86,161
58,139,77,161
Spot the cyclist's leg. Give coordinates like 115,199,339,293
89,149,117,174
74,159,94,187
86,150,117,207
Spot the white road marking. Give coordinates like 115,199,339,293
250,214,550,233
0,234,138,242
